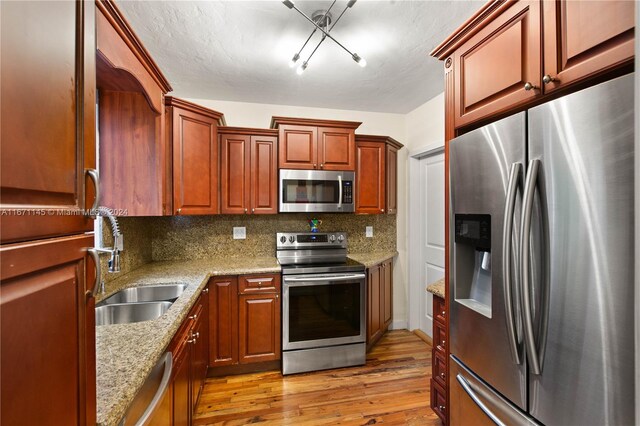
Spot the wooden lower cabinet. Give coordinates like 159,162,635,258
0,234,96,426
163,289,209,425
366,259,393,350
209,274,281,373
430,293,448,424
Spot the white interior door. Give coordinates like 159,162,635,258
408,147,445,337
420,152,445,334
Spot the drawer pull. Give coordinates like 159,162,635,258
441,310,446,316
189,313,198,320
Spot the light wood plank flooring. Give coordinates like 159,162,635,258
194,330,442,425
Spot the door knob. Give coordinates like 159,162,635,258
524,82,538,91
542,74,556,84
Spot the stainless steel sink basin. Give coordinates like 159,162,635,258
99,283,188,306
95,301,173,326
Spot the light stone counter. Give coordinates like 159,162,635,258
347,251,398,268
96,257,280,426
426,278,445,299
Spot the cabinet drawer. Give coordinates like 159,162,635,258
434,321,447,354
433,350,447,389
430,378,447,422
433,295,446,325
239,274,280,294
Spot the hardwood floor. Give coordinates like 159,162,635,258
194,330,442,425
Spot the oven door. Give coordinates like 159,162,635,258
283,272,366,350
279,169,355,213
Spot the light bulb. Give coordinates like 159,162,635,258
289,53,300,68
352,53,367,68
296,61,308,75
282,0,294,9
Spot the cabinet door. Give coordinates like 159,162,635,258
220,134,250,214
542,0,635,93
278,124,317,169
172,107,219,215
382,260,393,329
355,141,386,214
172,335,191,426
190,304,207,411
239,293,281,364
250,135,278,214
367,265,383,344
385,145,398,214
0,234,95,426
454,1,541,128
318,127,356,171
209,277,238,366
0,0,96,243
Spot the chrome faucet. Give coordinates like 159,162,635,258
87,206,124,294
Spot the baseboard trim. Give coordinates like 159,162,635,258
412,329,433,347
390,320,407,330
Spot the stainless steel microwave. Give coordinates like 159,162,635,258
279,169,355,213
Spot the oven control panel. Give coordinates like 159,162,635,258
276,232,347,249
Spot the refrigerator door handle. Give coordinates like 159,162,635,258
456,374,507,426
520,159,542,375
502,162,522,365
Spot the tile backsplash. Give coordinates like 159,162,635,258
102,213,396,284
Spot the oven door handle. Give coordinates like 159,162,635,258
284,273,365,283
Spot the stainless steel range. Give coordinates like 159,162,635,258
277,232,366,375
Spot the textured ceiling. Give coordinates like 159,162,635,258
117,0,479,113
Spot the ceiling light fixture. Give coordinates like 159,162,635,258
283,0,366,74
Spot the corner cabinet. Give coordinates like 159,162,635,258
219,127,279,215
166,97,225,215
210,274,281,373
355,135,403,215
271,117,361,171
96,0,173,216
366,259,393,350
431,0,635,131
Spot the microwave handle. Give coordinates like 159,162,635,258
338,175,343,209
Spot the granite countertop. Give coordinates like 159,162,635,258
427,278,445,298
347,251,398,268
96,257,280,426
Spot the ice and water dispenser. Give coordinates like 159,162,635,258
454,214,492,318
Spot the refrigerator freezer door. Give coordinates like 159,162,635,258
449,112,527,410
527,73,635,425
450,356,538,426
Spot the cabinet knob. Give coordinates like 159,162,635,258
313,163,317,169
276,294,279,299
202,288,209,294
320,163,324,169
524,82,538,91
441,340,446,346
442,310,446,316
177,208,182,214
252,208,255,213
439,405,446,412
381,209,385,213
542,74,556,84
258,281,262,287
440,372,445,378
244,208,248,213
189,313,198,320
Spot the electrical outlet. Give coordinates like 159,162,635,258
366,226,373,238
233,227,246,240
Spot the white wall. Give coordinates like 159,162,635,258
405,92,444,152
186,97,412,328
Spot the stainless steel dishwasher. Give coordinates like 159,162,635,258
119,352,173,426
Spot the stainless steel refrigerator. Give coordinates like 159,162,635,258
448,73,635,426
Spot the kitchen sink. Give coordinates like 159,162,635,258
95,301,173,326
99,283,188,306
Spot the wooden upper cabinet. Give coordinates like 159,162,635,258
166,98,224,216
278,124,318,169
272,117,361,171
318,127,356,170
1,234,96,426
453,1,541,128
0,0,96,243
96,0,173,216
220,128,278,215
355,135,403,215
356,141,386,214
542,0,635,93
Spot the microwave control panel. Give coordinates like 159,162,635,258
342,181,353,204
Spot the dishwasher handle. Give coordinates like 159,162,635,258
135,352,173,426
